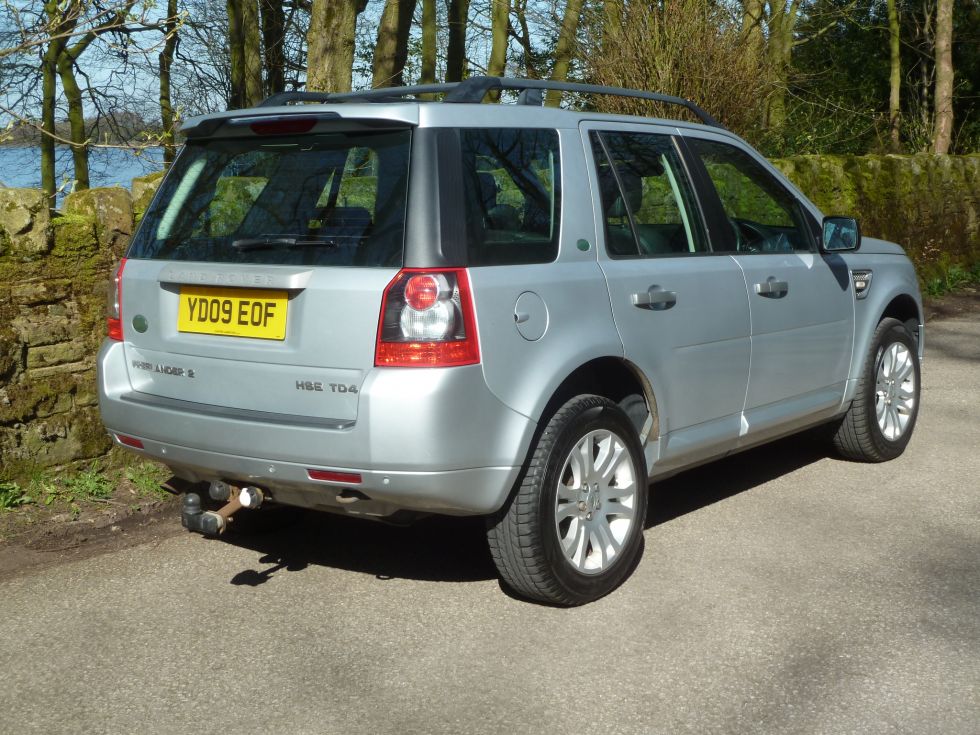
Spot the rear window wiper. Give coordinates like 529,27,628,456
231,236,341,252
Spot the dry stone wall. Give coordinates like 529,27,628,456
773,153,979,279
0,158,977,482
0,187,130,480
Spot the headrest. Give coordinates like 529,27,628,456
477,172,498,208
609,169,642,218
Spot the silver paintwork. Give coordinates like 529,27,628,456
99,99,923,520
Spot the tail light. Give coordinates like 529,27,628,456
107,258,127,341
375,268,480,367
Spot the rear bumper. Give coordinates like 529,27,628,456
97,340,534,516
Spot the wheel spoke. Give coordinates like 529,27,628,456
886,405,901,438
573,522,590,569
601,477,635,503
561,516,585,556
567,449,585,488
556,482,578,503
887,344,899,377
894,354,913,382
603,499,634,521
555,500,579,522
596,441,626,482
593,522,621,567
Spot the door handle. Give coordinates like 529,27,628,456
632,287,677,310
754,278,789,298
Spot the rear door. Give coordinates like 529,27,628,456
120,126,412,423
684,136,854,442
582,123,751,469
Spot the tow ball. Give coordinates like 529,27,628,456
182,481,264,536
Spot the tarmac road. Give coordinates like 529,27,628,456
1,314,977,735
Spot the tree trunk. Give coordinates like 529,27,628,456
160,0,179,167
40,37,60,208
261,0,286,96
446,0,469,82
741,0,764,60
242,0,264,105
420,0,436,85
227,0,246,107
932,0,953,154
56,53,89,191
601,0,622,54
544,0,585,108
372,0,418,88
888,0,901,151
488,0,509,78
487,0,509,101
765,3,798,132
306,0,364,92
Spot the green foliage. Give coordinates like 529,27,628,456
125,462,170,497
924,262,980,297
0,481,32,510
63,467,114,500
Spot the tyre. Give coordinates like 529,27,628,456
834,317,920,462
487,395,648,605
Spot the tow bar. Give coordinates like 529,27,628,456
182,481,264,536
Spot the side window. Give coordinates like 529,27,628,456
688,138,812,253
460,128,561,265
590,131,705,257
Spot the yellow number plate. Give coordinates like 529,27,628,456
177,287,288,340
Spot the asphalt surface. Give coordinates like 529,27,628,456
1,315,978,735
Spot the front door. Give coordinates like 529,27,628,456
685,137,854,443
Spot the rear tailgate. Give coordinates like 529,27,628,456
120,260,395,422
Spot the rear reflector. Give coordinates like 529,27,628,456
115,434,144,449
307,469,362,484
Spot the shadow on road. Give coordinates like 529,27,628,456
217,430,832,587
645,430,829,529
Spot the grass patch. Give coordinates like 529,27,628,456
0,481,32,510
62,467,114,500
124,462,170,497
924,262,980,298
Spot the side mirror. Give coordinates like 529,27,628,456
821,216,861,253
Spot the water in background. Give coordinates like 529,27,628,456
0,145,165,206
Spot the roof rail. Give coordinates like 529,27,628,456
258,76,724,129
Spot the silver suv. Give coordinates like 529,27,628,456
98,77,923,605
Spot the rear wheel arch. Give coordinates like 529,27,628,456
538,357,660,442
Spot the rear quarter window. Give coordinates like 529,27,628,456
459,128,561,266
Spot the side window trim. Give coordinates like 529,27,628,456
674,134,741,253
593,131,642,255
583,123,715,259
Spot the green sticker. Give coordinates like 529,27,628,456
132,315,149,333
576,239,591,252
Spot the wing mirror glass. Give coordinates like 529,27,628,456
822,216,861,252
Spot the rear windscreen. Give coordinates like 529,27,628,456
128,129,411,267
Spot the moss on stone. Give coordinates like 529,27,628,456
132,170,166,222
51,214,98,257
